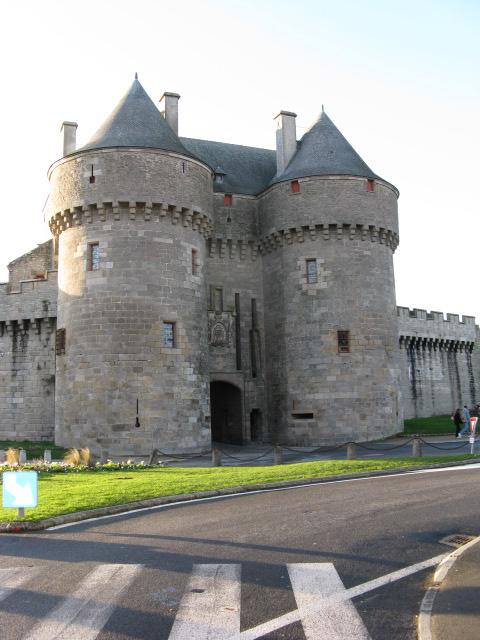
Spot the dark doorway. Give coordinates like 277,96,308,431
250,409,262,441
210,381,243,444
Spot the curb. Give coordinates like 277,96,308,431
1,458,478,533
417,535,480,640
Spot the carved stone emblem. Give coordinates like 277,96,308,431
208,312,233,347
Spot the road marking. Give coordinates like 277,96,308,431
233,553,447,640
168,564,241,639
47,463,480,531
0,567,38,602
288,563,371,639
23,563,142,640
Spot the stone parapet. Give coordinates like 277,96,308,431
397,306,477,347
0,271,58,323
48,201,212,239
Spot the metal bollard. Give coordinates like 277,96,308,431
19,449,27,465
0,449,5,464
212,447,222,467
43,449,52,464
273,445,283,465
412,437,422,457
346,442,357,460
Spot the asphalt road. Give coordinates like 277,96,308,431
0,464,479,639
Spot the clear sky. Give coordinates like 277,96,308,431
0,0,478,319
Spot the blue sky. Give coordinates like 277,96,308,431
0,0,478,318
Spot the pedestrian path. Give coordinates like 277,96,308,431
0,555,447,639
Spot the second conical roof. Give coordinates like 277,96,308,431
77,77,195,158
272,110,381,184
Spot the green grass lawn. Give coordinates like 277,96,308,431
1,455,478,523
403,415,455,435
0,440,67,460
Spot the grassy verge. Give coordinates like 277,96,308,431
1,455,478,523
0,440,67,460
403,415,454,435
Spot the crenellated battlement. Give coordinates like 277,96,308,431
258,223,399,253
48,201,213,238
207,223,400,261
397,305,477,348
0,270,58,324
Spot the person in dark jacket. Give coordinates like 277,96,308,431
452,408,463,438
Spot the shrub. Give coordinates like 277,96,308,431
64,448,81,466
6,448,19,465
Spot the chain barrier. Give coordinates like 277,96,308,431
354,438,416,451
418,438,470,451
149,434,475,466
280,443,347,455
149,448,209,461
217,448,274,463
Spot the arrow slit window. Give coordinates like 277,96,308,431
337,330,350,353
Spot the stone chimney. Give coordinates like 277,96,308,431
61,121,78,156
159,92,180,135
274,111,297,175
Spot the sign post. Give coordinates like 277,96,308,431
469,417,478,454
2,471,38,519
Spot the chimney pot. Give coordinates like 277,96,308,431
274,111,297,176
160,92,181,135
61,121,78,156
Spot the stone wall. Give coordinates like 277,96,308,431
49,149,213,458
397,307,477,418
7,241,53,291
207,193,267,442
0,272,57,441
259,176,402,444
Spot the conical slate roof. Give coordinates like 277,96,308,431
77,77,195,158
272,110,381,184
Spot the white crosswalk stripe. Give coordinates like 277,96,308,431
288,563,372,639
0,567,39,603
22,563,142,640
168,564,241,640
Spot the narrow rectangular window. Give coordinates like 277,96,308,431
367,179,375,192
163,322,175,348
89,165,95,184
87,242,100,271
212,287,223,311
291,180,300,193
306,258,318,284
55,328,66,356
224,194,233,206
337,330,350,353
191,248,199,275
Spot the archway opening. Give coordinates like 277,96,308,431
210,381,243,444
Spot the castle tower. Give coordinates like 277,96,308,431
260,110,402,444
47,77,213,458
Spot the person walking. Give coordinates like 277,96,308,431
458,404,470,437
452,408,463,438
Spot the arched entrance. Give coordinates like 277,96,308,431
210,381,243,444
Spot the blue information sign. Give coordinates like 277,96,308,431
2,471,38,508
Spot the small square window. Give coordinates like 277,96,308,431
367,179,375,192
291,180,300,193
87,243,100,271
163,322,175,348
337,330,350,353
306,259,317,284
191,248,199,275
224,194,233,206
